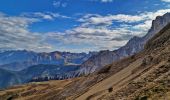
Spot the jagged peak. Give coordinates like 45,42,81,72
145,22,170,50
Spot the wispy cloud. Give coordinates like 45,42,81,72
53,1,67,8
79,9,170,27
0,13,53,52
21,12,70,20
78,14,144,27
91,0,113,3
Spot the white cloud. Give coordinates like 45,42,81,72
78,14,144,27
53,1,67,8
0,13,53,52
33,12,53,20
91,0,113,3
79,9,170,27
45,24,143,52
100,0,113,3
132,20,152,32
161,0,170,2
78,9,170,33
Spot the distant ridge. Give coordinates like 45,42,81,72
0,50,96,71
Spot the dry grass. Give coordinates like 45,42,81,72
0,79,74,100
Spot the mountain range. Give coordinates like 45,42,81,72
0,13,170,90
0,50,96,71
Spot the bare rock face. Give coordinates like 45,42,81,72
78,13,170,75
144,13,170,41
78,50,119,74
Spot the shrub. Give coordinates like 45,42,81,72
108,87,113,92
140,96,148,100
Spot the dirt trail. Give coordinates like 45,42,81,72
75,58,143,100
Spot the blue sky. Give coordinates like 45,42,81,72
0,0,170,52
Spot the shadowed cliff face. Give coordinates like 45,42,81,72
78,13,170,75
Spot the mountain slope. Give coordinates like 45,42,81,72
20,64,79,82
0,64,79,89
98,22,170,100
0,69,21,88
